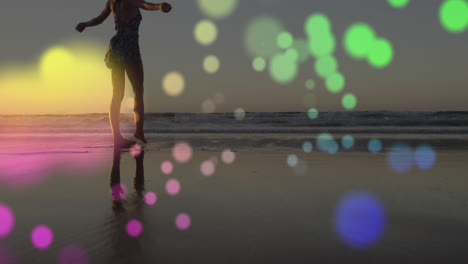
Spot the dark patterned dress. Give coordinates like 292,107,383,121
104,2,143,69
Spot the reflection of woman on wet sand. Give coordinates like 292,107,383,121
108,148,146,263
75,0,172,148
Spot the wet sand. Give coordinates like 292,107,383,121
1,133,468,263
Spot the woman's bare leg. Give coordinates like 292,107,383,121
110,65,136,147
126,62,147,143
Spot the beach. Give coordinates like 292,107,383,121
1,113,468,263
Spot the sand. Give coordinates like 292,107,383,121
1,133,468,263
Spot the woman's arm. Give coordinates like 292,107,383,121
75,0,112,33
128,0,172,12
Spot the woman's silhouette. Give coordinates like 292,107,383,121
75,0,172,148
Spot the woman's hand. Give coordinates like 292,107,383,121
75,23,87,33
161,2,172,13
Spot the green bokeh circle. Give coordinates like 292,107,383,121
305,13,331,37
305,79,315,90
309,32,336,58
252,57,266,72
367,38,394,68
342,93,357,110
277,32,294,49
194,20,218,46
439,0,468,33
245,16,284,58
388,0,410,8
269,53,298,84
308,108,319,119
292,38,310,64
203,55,220,74
343,23,376,59
326,72,345,93
197,0,239,19
315,56,338,78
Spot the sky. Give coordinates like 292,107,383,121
0,0,467,114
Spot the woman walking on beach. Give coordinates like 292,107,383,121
75,0,172,148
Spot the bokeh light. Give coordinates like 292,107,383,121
368,138,383,153
341,135,355,149
194,19,218,46
176,213,191,231
439,0,468,33
0,204,14,238
57,245,88,264
292,159,308,176
305,13,331,37
161,161,173,175
202,99,216,113
305,79,315,90
308,31,336,58
269,53,298,84
315,56,337,78
292,38,310,64
144,192,157,206
326,72,345,93
287,154,298,167
367,38,394,68
277,31,294,49
162,72,185,97
111,184,128,202
342,93,357,110
0,40,113,114
197,0,239,19
203,55,220,74
200,160,216,176
343,23,376,60
166,179,181,196
388,0,410,8
221,149,236,164
414,144,436,170
334,192,386,249
387,143,413,173
172,142,193,163
252,57,266,72
285,48,299,62
305,13,335,57
234,108,246,120
40,46,75,86
302,141,313,153
31,225,54,250
307,108,319,119
245,16,284,58
317,133,339,154
126,219,143,238
130,144,142,157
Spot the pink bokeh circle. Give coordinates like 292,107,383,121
221,149,236,164
110,184,128,202
200,160,215,176
165,179,181,196
144,192,157,206
175,213,191,231
126,219,143,237
57,245,88,264
172,142,193,163
130,144,142,157
0,204,14,238
31,225,53,250
160,161,174,175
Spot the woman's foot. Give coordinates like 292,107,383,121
134,132,147,144
114,137,137,149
